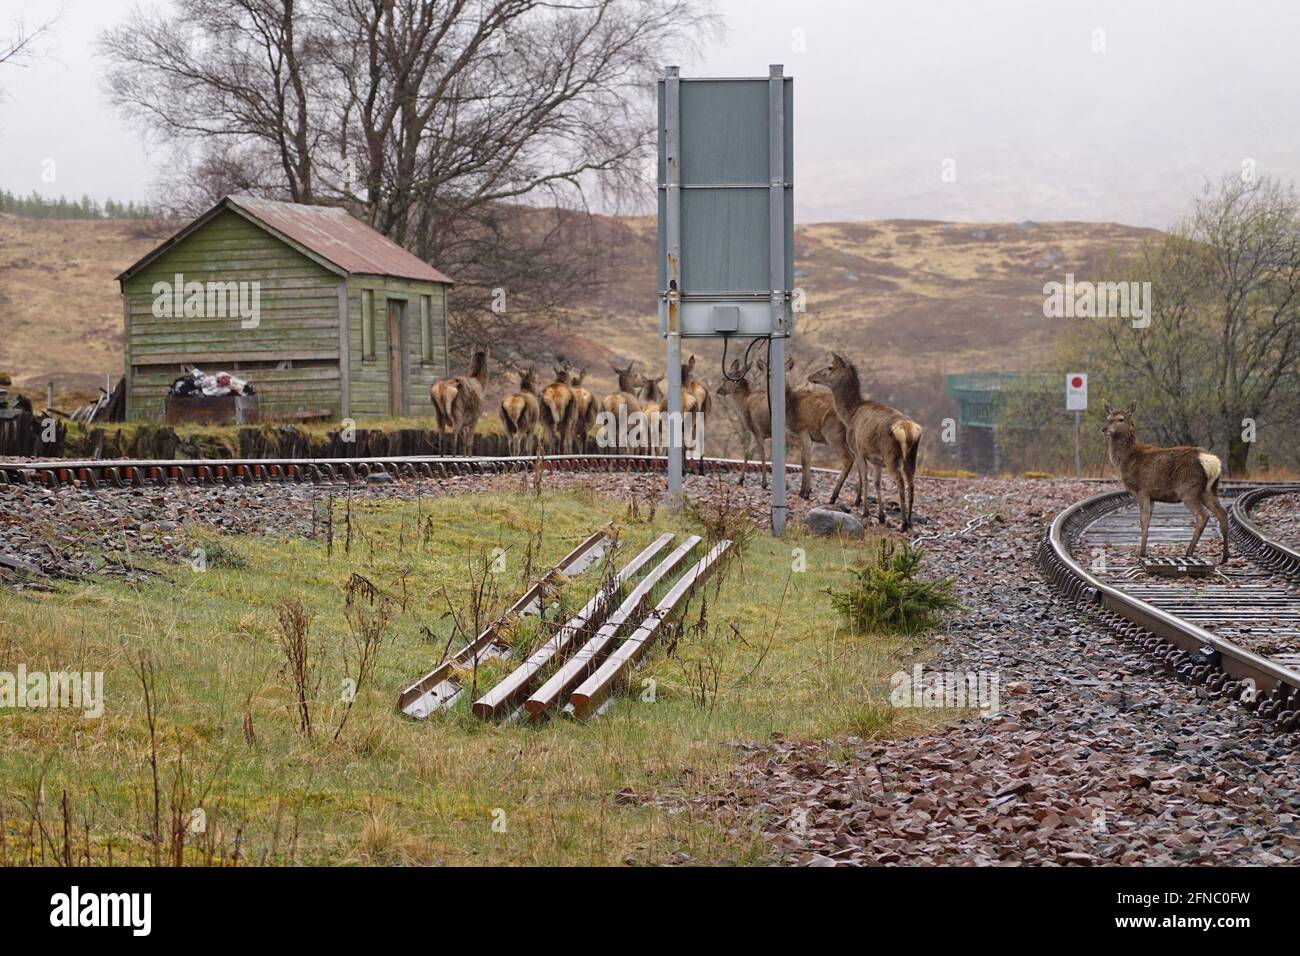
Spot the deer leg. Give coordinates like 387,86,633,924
760,438,769,490
874,464,886,524
1206,491,1230,564
1184,498,1209,558
851,452,871,520
828,456,852,504
890,459,910,531
1136,493,1153,557
739,437,750,486
799,433,813,499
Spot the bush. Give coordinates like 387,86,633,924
826,540,959,634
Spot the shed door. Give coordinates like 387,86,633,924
387,300,405,416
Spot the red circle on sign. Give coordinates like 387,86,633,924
1071,376,1083,388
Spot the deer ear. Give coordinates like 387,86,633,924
756,359,766,371
831,352,846,368
1103,402,1115,415
687,355,696,370
1127,400,1137,415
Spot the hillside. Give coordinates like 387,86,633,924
0,211,1155,450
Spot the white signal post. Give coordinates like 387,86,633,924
1066,373,1087,478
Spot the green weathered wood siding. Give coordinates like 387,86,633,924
345,277,449,418
122,209,342,420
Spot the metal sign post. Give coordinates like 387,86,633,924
658,64,794,533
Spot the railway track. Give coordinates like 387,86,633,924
1039,484,1300,728
0,452,831,489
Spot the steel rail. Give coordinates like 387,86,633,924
1038,488,1300,727
524,534,703,719
3,451,1291,492
566,539,732,719
1229,485,1300,582
469,533,676,719
397,529,610,718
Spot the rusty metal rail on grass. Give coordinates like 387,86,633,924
398,530,610,718
566,539,733,720
469,533,676,719
524,534,703,719
1038,486,1300,729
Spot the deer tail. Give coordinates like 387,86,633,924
432,380,459,422
891,420,923,461
1198,452,1222,493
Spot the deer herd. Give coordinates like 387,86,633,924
431,348,1231,555
432,346,926,531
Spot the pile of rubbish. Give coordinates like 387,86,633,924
169,368,256,398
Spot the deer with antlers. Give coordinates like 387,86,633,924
569,368,596,453
540,360,576,455
810,352,921,530
499,365,541,457
1101,401,1229,563
430,346,489,456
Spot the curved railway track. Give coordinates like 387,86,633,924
1038,484,1300,729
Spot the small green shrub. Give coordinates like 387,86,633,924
826,539,959,634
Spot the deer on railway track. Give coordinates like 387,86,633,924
1101,401,1229,563
541,361,576,454
810,352,921,530
500,366,541,456
431,347,489,456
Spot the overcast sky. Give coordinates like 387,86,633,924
1,0,1297,227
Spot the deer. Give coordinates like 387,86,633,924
754,357,862,506
809,352,921,530
430,346,489,456
569,368,596,453
717,360,778,489
638,372,666,455
499,365,541,457
601,361,646,450
1101,401,1229,563
540,360,576,455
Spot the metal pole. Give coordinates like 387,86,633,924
768,64,787,534
663,66,684,511
1074,410,1081,478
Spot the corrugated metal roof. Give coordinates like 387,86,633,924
118,195,452,285
229,196,453,283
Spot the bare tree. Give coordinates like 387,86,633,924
0,4,63,84
1006,174,1300,475
99,0,717,363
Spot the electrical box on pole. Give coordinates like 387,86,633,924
657,65,794,532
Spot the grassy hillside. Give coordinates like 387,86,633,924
0,211,1154,454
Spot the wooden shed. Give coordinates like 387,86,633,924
117,195,453,421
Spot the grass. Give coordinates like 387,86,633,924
0,485,953,866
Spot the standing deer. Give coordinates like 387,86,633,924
755,357,862,506
638,372,666,455
540,360,576,454
500,366,541,456
810,352,921,530
601,361,646,450
717,360,776,489
569,368,596,454
430,346,489,456
1101,401,1229,563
